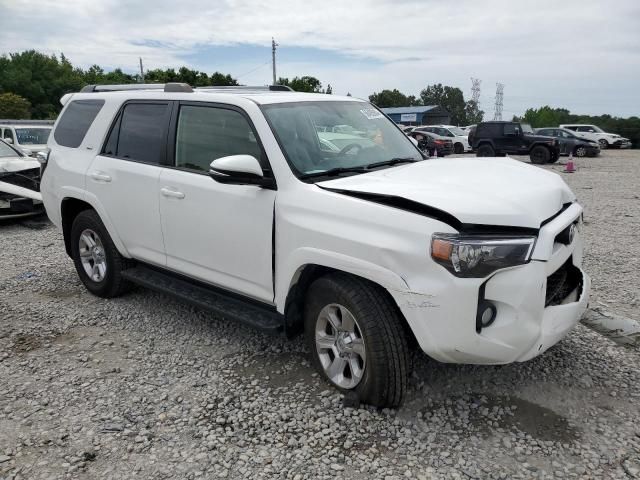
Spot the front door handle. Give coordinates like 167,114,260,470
160,187,185,199
89,171,112,182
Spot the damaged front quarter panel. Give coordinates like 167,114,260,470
0,162,44,217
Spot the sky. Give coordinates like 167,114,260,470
1,0,639,118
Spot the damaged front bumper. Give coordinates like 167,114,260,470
0,167,44,219
389,203,590,365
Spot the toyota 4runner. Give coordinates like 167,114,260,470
40,83,590,407
470,121,561,164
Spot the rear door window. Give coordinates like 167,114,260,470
103,102,171,164
54,100,105,148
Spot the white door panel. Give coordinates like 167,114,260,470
86,155,165,265
159,168,275,302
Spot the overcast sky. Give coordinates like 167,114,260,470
1,0,639,118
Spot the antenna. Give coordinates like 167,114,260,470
271,38,278,86
493,83,504,121
470,77,481,105
139,58,145,83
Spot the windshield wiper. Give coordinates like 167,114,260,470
364,157,419,169
299,166,369,179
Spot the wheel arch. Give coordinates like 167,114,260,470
279,254,417,347
60,196,129,258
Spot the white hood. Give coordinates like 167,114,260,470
317,157,576,229
0,157,42,201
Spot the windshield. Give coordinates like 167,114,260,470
0,141,21,158
15,128,51,145
521,123,534,134
448,126,466,136
262,101,422,179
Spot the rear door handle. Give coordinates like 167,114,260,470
160,187,185,199
89,171,112,182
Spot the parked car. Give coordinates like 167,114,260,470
535,128,600,157
0,139,44,219
40,83,590,407
318,132,377,153
0,121,53,157
560,124,631,149
408,130,453,156
415,125,471,154
469,121,561,164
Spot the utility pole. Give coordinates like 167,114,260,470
139,58,145,83
493,83,504,121
271,37,278,85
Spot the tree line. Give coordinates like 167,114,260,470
514,106,639,148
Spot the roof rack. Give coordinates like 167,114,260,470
0,119,56,125
79,83,293,94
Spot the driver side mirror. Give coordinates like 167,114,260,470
209,155,276,190
4,137,13,144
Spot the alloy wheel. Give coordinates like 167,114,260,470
79,229,107,282
315,303,366,389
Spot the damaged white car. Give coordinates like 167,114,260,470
41,84,590,407
0,139,44,219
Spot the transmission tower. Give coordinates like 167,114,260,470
470,77,481,105
493,83,504,121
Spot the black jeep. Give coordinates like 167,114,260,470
468,121,560,164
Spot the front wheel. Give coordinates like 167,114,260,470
574,146,587,157
598,139,609,149
304,273,409,408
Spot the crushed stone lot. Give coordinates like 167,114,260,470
1,150,639,480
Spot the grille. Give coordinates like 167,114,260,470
545,258,582,307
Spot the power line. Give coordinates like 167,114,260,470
236,61,270,79
494,83,504,121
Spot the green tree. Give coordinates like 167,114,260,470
368,89,415,108
0,93,31,119
278,76,322,92
420,83,468,125
464,99,484,125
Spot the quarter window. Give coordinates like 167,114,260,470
54,100,104,148
175,105,262,172
104,103,170,164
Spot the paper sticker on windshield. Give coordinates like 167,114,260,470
360,108,384,120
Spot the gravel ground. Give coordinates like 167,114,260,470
1,149,639,480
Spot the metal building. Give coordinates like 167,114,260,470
380,106,450,126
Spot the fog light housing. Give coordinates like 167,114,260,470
477,301,497,330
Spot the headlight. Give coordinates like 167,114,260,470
431,234,536,278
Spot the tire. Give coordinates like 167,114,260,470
476,144,495,157
454,143,464,154
70,209,134,298
304,273,409,408
574,146,587,158
598,139,609,149
530,145,551,164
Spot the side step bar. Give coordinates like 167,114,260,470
121,266,284,333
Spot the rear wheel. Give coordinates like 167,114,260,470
304,273,409,408
476,144,495,157
454,143,464,154
530,145,551,164
70,210,134,298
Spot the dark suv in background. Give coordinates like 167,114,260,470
535,128,600,157
469,121,560,164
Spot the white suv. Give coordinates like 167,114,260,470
40,83,590,407
560,124,631,149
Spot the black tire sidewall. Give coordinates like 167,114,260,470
303,275,405,406
530,146,550,164
70,210,121,297
477,144,495,157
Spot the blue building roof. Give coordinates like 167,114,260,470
380,106,439,115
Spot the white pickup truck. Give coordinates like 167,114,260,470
39,83,590,407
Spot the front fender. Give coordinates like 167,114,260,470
275,247,410,313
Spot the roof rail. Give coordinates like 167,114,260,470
80,83,193,93
195,85,293,92
0,119,56,125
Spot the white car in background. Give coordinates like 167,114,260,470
0,121,53,157
559,124,631,149
415,125,471,154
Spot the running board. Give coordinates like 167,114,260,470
121,266,284,333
